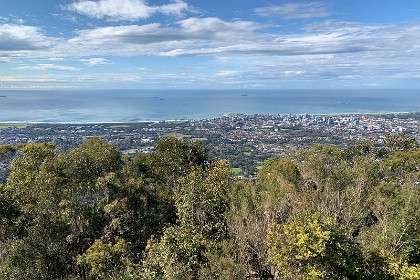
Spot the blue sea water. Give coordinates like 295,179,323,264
0,89,418,123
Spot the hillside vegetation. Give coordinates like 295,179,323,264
0,135,419,279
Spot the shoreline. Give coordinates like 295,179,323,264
0,111,418,125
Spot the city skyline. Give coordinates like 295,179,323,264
1,0,420,89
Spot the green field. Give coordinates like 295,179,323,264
109,124,130,129
167,120,189,124
0,124,29,129
230,167,242,175
165,133,192,139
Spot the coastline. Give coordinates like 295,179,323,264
0,111,418,125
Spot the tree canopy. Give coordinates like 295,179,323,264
0,134,418,279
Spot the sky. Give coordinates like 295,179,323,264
1,0,420,90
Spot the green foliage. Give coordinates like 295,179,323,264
360,175,419,264
382,149,420,179
226,179,271,277
142,160,230,279
6,142,56,211
77,238,130,279
268,212,331,266
0,136,418,279
142,226,208,279
0,144,16,158
103,137,209,256
257,157,301,222
268,212,367,279
152,136,208,182
176,160,229,239
0,184,20,238
383,133,418,153
198,241,247,280
388,260,420,279
101,170,173,254
258,157,302,188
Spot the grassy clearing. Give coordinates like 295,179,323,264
110,125,130,129
166,133,192,139
0,124,29,129
230,167,242,175
167,120,189,124
191,137,208,141
256,161,265,170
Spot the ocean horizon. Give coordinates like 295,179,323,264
0,89,419,123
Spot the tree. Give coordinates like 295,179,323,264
268,212,366,279
1,142,68,279
383,133,418,154
142,160,230,279
77,238,130,279
54,137,123,279
1,138,124,279
100,137,209,258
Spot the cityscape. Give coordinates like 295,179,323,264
1,112,418,176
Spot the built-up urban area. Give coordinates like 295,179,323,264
1,112,419,177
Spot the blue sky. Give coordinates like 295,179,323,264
1,0,420,89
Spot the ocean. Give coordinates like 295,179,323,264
0,89,419,123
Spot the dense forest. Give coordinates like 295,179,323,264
0,134,418,279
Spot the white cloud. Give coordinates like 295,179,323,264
5,18,420,76
0,15,24,24
64,17,261,58
150,0,190,16
120,76,141,82
66,0,190,21
0,75,64,83
254,2,330,19
80,57,113,66
69,23,175,44
3,14,420,89
283,70,305,76
58,17,420,88
15,64,79,71
0,24,53,51
178,17,259,35
0,57,13,63
48,57,65,61
0,74,80,89
215,70,240,77
68,17,259,46
392,72,420,79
